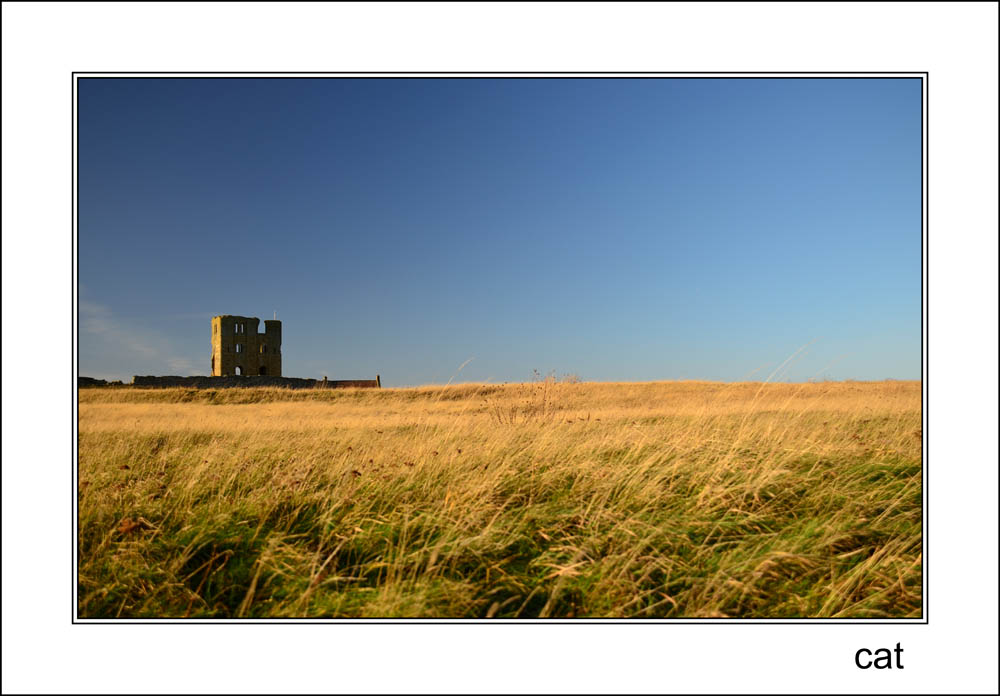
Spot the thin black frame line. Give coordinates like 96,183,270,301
72,72,928,625
71,72,75,625
71,76,930,82
923,74,929,623
73,72,80,626
73,619,927,626
65,615,932,628
71,71,929,75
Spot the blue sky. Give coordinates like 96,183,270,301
78,77,921,386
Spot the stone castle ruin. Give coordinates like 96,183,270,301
81,314,381,389
211,314,282,377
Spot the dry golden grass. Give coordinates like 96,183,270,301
77,380,922,618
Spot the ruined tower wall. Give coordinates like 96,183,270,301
211,315,281,377
259,319,282,377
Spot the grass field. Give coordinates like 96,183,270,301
77,380,922,619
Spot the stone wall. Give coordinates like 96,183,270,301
130,375,380,389
79,376,125,387
211,315,282,377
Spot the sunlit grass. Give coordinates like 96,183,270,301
77,380,922,618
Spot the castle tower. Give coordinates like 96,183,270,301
210,315,282,377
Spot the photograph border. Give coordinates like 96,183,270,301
72,70,928,625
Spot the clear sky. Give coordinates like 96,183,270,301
78,77,921,386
